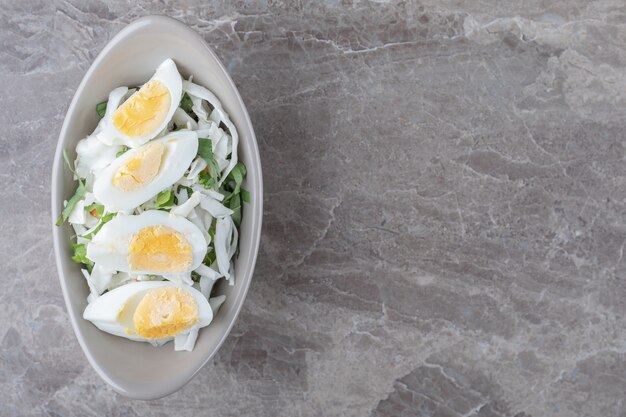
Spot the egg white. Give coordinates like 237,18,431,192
86,210,208,275
96,59,183,148
93,130,198,212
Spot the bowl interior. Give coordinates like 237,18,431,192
51,16,262,399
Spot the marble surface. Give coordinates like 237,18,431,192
1,1,625,416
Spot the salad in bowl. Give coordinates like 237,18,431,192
56,58,247,352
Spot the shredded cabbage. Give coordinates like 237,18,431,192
183,80,239,186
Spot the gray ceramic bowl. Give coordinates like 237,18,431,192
50,16,262,400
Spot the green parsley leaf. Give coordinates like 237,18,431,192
85,203,104,219
96,101,107,118
197,138,213,161
208,220,216,244
204,249,216,268
198,170,216,190
241,188,250,203
225,162,246,194
197,138,221,182
229,193,242,228
235,161,247,177
222,162,248,205
71,243,93,272
116,146,129,157
70,243,89,264
82,212,116,239
202,222,217,268
180,93,193,113
62,149,78,177
154,189,175,210
56,178,86,226
177,185,193,196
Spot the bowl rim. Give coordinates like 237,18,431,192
50,15,263,399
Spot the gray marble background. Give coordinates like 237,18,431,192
1,1,625,416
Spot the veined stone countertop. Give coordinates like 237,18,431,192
1,1,625,416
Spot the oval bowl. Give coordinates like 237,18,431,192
50,16,262,400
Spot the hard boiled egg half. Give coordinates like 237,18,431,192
84,281,213,343
86,210,207,275
97,59,183,148
93,131,198,212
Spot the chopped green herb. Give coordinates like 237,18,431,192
116,146,129,157
71,243,88,264
154,189,175,210
56,149,86,226
56,178,86,226
197,138,221,185
204,249,216,268
229,193,242,227
198,170,217,190
197,138,213,161
82,212,116,239
177,185,193,196
241,188,250,203
96,101,107,118
222,162,247,205
208,220,216,244
204,224,221,263
71,243,93,272
85,203,104,219
180,93,193,113
62,149,78,177
224,162,247,194
191,271,201,283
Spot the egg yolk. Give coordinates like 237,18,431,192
133,287,198,339
112,142,165,191
112,79,171,137
128,226,192,273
